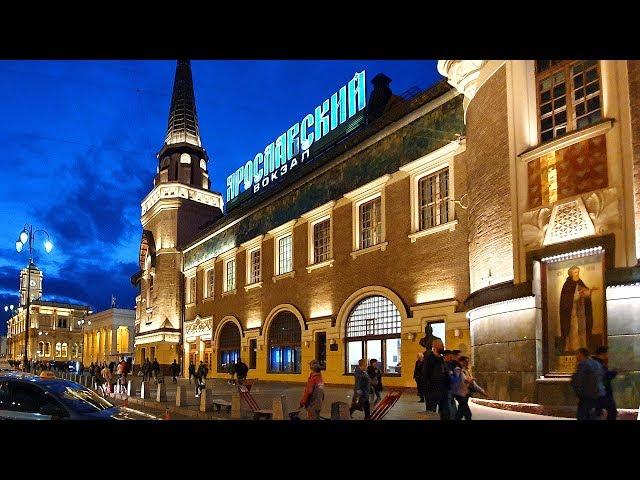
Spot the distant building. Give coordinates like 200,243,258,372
0,335,7,357
82,308,135,365
6,263,91,363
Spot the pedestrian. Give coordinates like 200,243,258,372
414,353,425,402
422,338,452,420
109,360,115,374
571,347,605,421
234,358,249,385
367,358,383,404
116,356,127,393
188,361,196,384
143,358,151,382
100,363,112,395
299,360,325,420
349,359,372,420
152,358,161,384
592,346,617,421
452,356,486,420
444,350,458,420
170,359,179,383
195,361,208,397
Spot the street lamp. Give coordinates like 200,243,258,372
77,315,92,366
15,224,53,372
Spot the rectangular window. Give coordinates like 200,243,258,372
56,317,68,329
359,197,382,249
277,235,293,275
249,339,257,369
225,259,236,292
419,168,450,230
313,219,331,264
536,60,601,143
205,269,215,298
186,276,196,304
250,249,261,284
316,332,327,370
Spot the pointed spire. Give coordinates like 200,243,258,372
165,60,202,147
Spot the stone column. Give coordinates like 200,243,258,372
156,383,167,402
112,327,118,358
140,381,148,399
231,393,242,419
199,388,208,412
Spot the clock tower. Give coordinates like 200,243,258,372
133,60,224,372
19,263,43,306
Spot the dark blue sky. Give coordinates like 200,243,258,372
0,60,441,334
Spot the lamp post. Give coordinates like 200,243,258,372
15,224,53,372
77,315,92,366
4,304,18,360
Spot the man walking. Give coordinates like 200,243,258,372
422,338,452,420
444,350,458,420
188,361,196,384
349,359,372,419
571,347,605,420
414,353,425,403
170,359,179,384
593,346,617,420
195,360,208,397
151,358,161,385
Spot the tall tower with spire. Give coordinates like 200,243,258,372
133,60,224,371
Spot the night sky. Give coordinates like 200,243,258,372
0,60,441,334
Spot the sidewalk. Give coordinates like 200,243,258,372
85,374,578,420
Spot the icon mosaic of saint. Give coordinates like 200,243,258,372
558,265,599,354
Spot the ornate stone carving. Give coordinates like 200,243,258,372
184,316,212,338
437,60,488,101
521,207,551,250
543,197,595,246
583,187,619,235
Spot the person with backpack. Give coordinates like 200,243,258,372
116,356,127,393
299,360,325,420
349,359,372,420
188,361,196,384
452,356,486,420
593,346,617,420
170,359,180,383
195,361,208,397
234,358,249,385
367,358,383,404
571,347,605,420
152,358,161,384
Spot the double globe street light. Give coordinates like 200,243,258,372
15,224,53,372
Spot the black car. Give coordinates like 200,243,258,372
0,372,158,420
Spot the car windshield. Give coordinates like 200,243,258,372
43,381,114,414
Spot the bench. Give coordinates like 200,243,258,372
370,390,402,420
211,398,232,413
237,384,273,420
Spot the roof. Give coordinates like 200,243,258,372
164,60,201,147
31,300,91,311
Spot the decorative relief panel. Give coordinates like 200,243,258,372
185,316,212,338
543,198,595,246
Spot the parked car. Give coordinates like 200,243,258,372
0,371,158,420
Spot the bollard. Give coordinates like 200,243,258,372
156,383,167,402
176,385,185,407
272,394,287,420
199,388,208,412
331,401,350,420
231,393,242,419
127,380,132,397
140,381,148,399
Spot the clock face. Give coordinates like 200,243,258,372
29,280,36,287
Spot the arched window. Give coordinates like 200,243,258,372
345,295,402,375
72,343,79,358
38,342,44,356
61,343,68,357
55,342,62,358
218,322,241,373
45,342,51,357
200,158,207,171
268,311,301,374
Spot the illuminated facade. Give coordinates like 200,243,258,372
133,60,640,408
6,264,90,363
82,308,136,365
